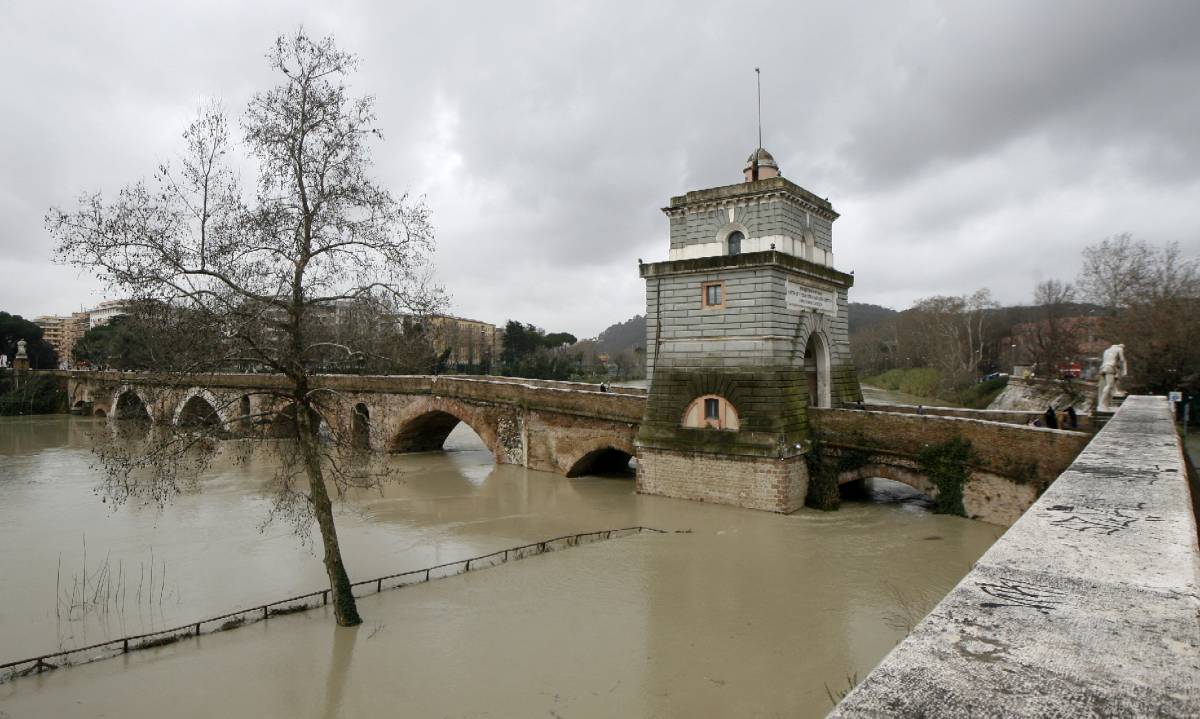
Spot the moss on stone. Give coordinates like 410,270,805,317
917,436,974,517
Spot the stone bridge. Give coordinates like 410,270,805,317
809,407,1091,525
63,372,646,478
62,371,1093,524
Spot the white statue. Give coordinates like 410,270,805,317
15,339,27,358
0,353,7,369
1097,343,1127,411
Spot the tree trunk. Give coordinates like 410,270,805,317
296,403,362,626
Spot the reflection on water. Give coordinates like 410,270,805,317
0,414,1001,718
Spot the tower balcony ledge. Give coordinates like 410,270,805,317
639,250,854,288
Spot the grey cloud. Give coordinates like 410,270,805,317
2,1,1197,338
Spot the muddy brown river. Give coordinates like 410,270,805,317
0,413,1000,717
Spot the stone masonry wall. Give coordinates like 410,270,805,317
643,252,859,408
636,447,808,513
669,194,834,254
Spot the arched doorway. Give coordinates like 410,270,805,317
803,331,831,408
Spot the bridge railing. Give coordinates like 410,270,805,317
0,526,674,685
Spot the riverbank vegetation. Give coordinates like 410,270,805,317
0,373,66,415
861,368,1008,409
850,235,1199,407
497,317,645,382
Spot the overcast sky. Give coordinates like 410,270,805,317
2,1,1198,337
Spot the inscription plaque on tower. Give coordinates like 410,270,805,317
786,280,836,314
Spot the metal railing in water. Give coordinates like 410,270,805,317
0,526,671,684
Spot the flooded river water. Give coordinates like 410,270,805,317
0,412,1000,717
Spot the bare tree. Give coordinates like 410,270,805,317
906,289,996,388
1087,239,1200,393
1076,233,1152,309
1029,279,1082,375
47,32,442,626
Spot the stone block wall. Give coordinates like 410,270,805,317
639,367,809,457
636,447,808,513
666,177,837,255
642,251,859,409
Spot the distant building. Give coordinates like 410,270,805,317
33,300,132,368
33,311,91,367
88,299,131,328
429,314,498,370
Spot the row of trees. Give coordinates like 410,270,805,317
0,312,65,415
0,311,58,369
852,234,1199,397
498,320,645,381
1075,234,1199,394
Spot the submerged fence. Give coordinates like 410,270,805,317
0,526,669,684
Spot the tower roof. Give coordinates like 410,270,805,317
743,147,780,181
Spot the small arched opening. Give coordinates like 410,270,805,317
392,410,487,453
803,332,832,408
838,464,937,509
839,477,935,509
726,230,744,256
565,447,635,478
93,408,107,418
114,390,152,422
177,395,222,430
352,402,370,450
682,394,739,431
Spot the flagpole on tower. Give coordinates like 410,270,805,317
755,67,762,151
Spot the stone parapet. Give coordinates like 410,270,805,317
829,396,1200,717
862,402,1094,431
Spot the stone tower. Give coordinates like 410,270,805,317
635,148,861,513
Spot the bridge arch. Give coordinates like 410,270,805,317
837,463,937,499
173,388,228,429
112,386,154,421
390,397,500,459
562,437,636,478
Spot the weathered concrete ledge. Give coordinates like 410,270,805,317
830,395,1200,717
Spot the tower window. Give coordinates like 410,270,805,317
702,281,725,308
683,394,740,431
727,231,743,256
